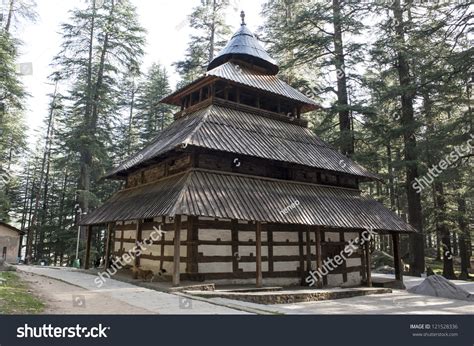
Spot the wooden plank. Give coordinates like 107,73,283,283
298,231,304,275
231,219,239,273
186,216,199,273
134,219,142,267
305,228,311,271
194,270,303,281
84,225,92,269
256,222,262,288
120,229,124,254
340,231,348,282
359,230,366,282
364,240,372,287
321,228,327,286
197,254,310,263
173,215,182,286
104,222,114,269
392,232,403,281
267,230,274,273
160,216,166,271
315,227,322,288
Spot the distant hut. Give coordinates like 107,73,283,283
0,221,24,263
81,13,415,288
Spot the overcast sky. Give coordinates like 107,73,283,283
14,0,265,147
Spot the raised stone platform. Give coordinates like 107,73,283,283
372,277,406,289
186,287,392,305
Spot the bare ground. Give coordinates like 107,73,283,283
18,271,154,314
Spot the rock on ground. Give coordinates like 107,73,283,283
408,275,474,301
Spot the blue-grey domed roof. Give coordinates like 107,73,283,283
207,12,279,75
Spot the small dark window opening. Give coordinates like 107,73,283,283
2,246,6,259
228,88,237,102
240,91,257,108
281,103,294,117
273,167,290,180
190,91,200,106
202,87,209,100
260,96,279,113
144,218,154,223
214,81,225,99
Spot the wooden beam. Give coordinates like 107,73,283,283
298,230,304,276
186,216,199,273
104,222,114,269
173,215,182,287
364,239,372,287
315,227,323,288
256,222,262,288
340,231,347,283
159,216,166,272
267,230,274,273
134,219,142,267
231,220,239,273
305,228,311,271
84,225,92,269
392,232,403,281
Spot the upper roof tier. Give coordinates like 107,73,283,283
207,11,279,75
161,61,318,112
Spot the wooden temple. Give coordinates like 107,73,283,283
80,13,415,288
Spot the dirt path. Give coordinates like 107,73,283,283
16,266,248,314
18,271,155,314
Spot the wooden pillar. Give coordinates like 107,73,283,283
267,228,274,273
173,215,182,287
231,220,239,273
159,216,166,271
256,222,262,288
186,216,199,274
298,230,304,277
104,222,114,269
84,225,92,269
364,239,372,287
134,220,142,267
340,231,347,283
392,232,403,281
315,227,323,288
305,228,311,271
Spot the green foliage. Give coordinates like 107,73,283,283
174,0,232,86
134,63,174,145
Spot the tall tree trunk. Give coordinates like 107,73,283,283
452,232,458,256
386,142,396,211
78,0,97,215
392,0,424,275
457,196,470,279
4,0,15,33
433,182,455,279
208,0,217,63
332,0,353,156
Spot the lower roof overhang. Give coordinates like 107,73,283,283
80,169,416,233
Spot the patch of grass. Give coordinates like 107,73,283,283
0,272,44,314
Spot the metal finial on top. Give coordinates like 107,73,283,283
240,11,246,26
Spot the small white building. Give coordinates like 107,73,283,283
0,221,23,263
